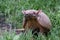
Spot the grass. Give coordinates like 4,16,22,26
0,0,60,40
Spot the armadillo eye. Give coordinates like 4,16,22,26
25,14,29,17
33,12,35,14
26,14,28,15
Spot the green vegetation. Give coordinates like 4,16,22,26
0,0,60,40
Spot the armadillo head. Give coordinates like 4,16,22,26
22,10,40,20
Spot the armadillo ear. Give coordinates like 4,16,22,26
37,10,42,14
22,10,26,14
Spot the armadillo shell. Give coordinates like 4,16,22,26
37,12,52,30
